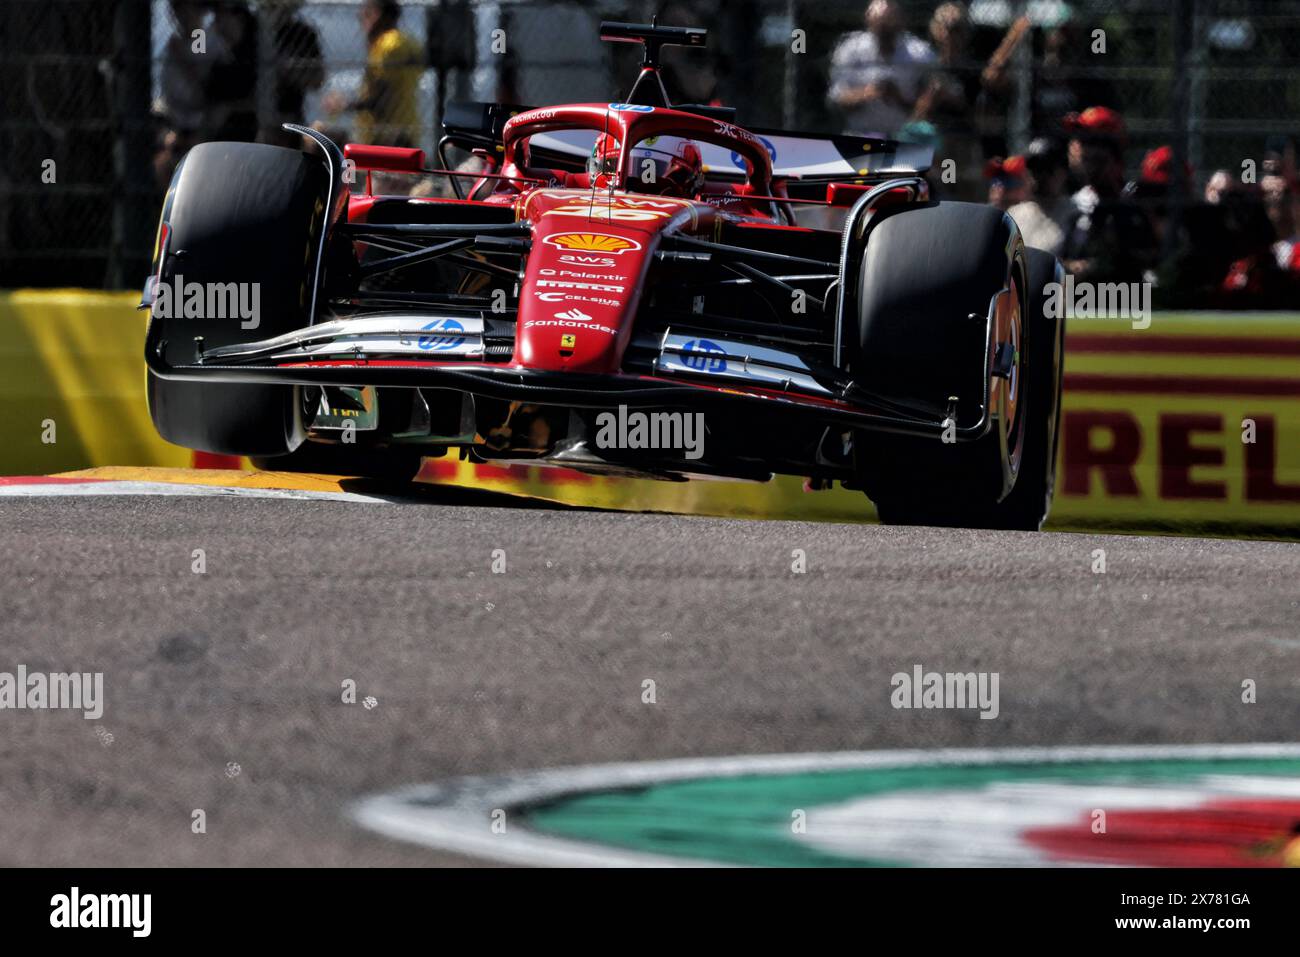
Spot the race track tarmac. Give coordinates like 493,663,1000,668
1,489,1297,865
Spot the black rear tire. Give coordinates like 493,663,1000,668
147,141,329,456
851,202,1031,528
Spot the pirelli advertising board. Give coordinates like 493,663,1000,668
1052,313,1300,532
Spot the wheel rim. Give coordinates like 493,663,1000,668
1002,274,1026,474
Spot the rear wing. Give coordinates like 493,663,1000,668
746,128,933,185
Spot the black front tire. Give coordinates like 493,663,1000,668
147,141,329,457
851,202,1032,528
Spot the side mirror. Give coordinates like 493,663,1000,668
826,182,872,207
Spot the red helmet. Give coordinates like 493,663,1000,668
626,137,705,197
662,140,705,197
587,133,621,188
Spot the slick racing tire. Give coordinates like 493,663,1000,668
147,141,330,457
851,202,1033,529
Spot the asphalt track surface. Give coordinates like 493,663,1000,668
1,484,1298,866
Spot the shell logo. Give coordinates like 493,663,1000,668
543,232,642,255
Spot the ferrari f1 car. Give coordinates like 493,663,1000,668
144,21,1065,529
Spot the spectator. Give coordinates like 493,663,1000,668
154,1,259,190
1058,107,1157,283
1263,174,1298,271
1204,169,1235,205
1215,185,1289,307
912,1,989,183
156,0,214,146
262,0,325,146
1130,145,1191,245
1006,137,1071,254
913,3,977,129
207,0,260,143
983,155,1026,211
324,0,423,147
1262,135,1297,191
828,0,936,137
1033,22,1120,137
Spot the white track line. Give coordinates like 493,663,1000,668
0,480,392,503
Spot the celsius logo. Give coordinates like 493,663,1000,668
544,232,642,255
418,318,465,351
554,308,593,322
681,339,728,373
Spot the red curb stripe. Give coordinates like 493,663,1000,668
0,476,111,485
1064,373,1300,397
1066,334,1300,356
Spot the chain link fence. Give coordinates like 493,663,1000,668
3,0,1298,291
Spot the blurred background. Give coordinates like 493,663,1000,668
3,0,1299,303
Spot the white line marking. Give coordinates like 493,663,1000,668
352,743,1300,868
0,481,391,503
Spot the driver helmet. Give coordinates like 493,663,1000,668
661,139,705,197
587,133,621,188
627,137,705,197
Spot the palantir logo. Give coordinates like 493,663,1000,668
680,339,728,373
418,318,466,351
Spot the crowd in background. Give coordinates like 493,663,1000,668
150,0,1300,309
153,0,420,178
826,0,1299,307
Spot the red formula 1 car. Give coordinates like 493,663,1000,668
144,21,1065,529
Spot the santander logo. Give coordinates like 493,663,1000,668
554,307,594,322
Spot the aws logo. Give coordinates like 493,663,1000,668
559,254,616,268
543,232,642,255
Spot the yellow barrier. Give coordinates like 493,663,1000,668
4,291,1298,533
0,290,192,474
